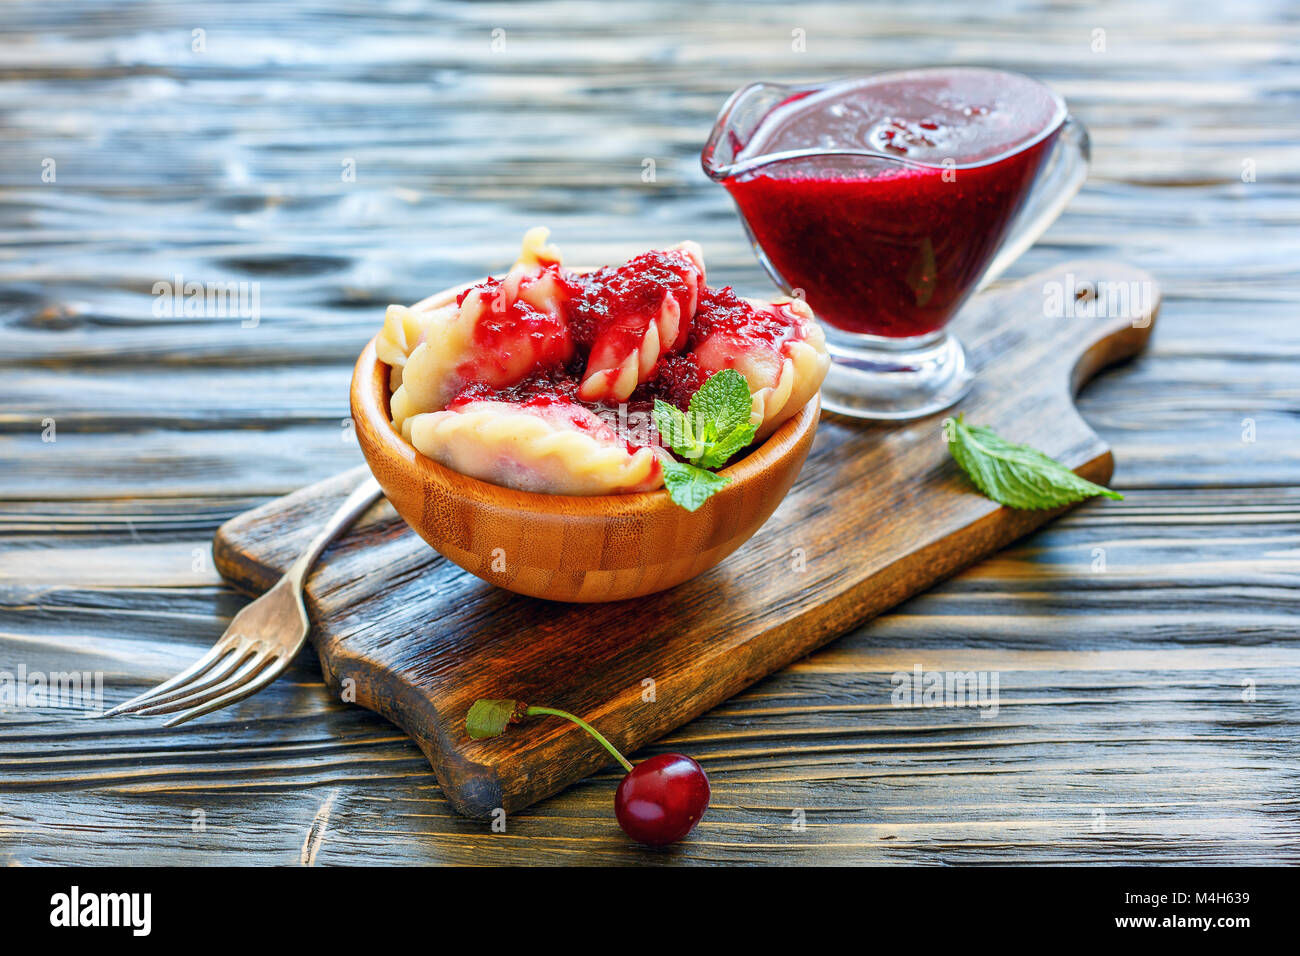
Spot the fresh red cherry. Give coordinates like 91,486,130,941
466,699,712,847
615,753,710,847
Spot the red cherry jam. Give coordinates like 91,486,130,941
448,251,719,429
448,365,583,410
718,68,1064,337
636,352,707,412
689,285,786,348
567,250,699,353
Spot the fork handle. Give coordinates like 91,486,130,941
286,474,384,585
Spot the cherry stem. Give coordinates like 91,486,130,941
525,706,634,773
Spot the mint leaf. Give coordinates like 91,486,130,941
655,369,756,468
688,368,753,439
947,415,1123,510
652,369,756,510
466,698,525,739
697,421,756,470
653,399,704,459
661,459,731,512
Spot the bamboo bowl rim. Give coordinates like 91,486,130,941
351,335,821,519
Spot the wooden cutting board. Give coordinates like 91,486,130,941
213,261,1158,818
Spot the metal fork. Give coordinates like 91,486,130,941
100,475,384,727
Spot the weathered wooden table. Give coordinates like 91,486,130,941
2,0,1297,865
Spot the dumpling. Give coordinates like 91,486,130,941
405,397,664,496
376,301,452,393
390,229,575,430
689,288,831,437
374,230,831,499
571,244,706,404
377,217,561,379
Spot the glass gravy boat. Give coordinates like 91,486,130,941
702,67,1090,420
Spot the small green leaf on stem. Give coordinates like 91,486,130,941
467,698,634,772
466,698,527,739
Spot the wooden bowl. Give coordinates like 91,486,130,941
350,337,820,603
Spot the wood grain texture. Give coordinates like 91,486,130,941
209,261,1156,817
1,0,1298,864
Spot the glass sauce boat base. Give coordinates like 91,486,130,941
818,326,973,421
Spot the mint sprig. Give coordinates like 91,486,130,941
653,368,757,512
947,414,1123,510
